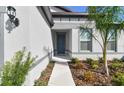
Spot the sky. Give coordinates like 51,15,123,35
64,6,87,12
64,6,124,21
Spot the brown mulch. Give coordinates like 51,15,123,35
34,61,55,86
69,61,122,86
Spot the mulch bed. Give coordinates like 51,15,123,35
69,61,124,86
34,61,55,86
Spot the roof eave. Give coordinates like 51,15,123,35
52,12,89,17
37,6,54,27
55,6,72,12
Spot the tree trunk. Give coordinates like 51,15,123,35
103,44,109,77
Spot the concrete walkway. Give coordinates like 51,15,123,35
48,62,75,86
52,56,71,62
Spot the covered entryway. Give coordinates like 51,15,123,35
52,29,72,58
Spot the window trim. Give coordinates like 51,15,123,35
107,31,117,52
78,28,92,52
78,29,118,53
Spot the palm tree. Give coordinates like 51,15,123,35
81,6,124,76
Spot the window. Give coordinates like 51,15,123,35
70,18,78,21
53,17,60,21
80,29,92,51
61,17,69,21
107,30,116,51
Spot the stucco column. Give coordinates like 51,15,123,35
71,29,79,53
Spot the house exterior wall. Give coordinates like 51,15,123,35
117,31,124,52
52,29,71,56
0,7,6,69
71,29,124,60
68,30,72,57
4,6,30,61
52,18,124,60
2,6,53,85
25,7,53,85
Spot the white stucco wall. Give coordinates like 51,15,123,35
3,6,53,85
53,19,124,60
29,7,53,58
72,29,79,52
4,6,30,61
117,30,124,52
0,7,6,69
24,7,53,86
68,30,72,55
71,28,124,60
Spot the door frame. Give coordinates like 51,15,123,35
56,32,66,55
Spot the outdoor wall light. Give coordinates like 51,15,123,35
7,6,16,20
5,6,19,33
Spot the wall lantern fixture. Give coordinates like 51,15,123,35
7,6,16,20
5,6,20,33
0,6,19,33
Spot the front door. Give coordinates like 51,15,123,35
57,32,66,54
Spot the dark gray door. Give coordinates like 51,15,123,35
57,32,66,54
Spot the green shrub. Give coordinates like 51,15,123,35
0,47,36,86
91,60,99,69
75,62,84,69
86,58,99,69
34,80,47,86
71,58,80,64
112,72,124,85
99,57,103,63
111,62,124,70
71,58,84,69
86,58,93,65
84,71,96,82
112,58,122,63
121,57,124,62
91,64,99,69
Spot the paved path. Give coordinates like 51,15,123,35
48,62,75,86
52,56,70,62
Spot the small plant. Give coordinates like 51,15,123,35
49,61,55,69
91,64,99,69
75,62,84,69
71,58,80,64
110,62,124,70
112,72,124,86
86,58,99,69
91,60,99,69
86,58,93,65
112,58,122,63
34,80,47,86
121,57,124,62
84,71,96,82
71,58,84,69
0,47,36,86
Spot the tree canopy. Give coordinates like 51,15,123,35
85,6,124,76
88,6,124,34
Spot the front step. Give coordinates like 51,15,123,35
51,56,71,63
